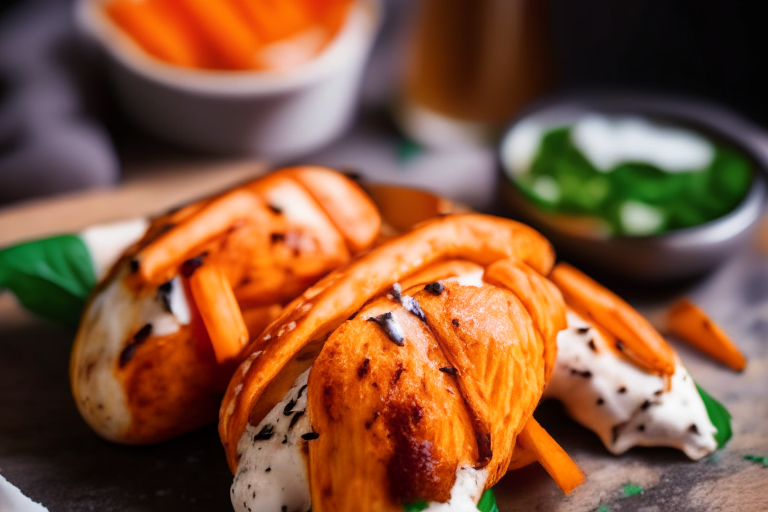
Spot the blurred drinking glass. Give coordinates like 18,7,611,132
398,0,553,149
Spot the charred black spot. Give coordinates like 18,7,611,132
616,340,625,352
439,367,457,376
270,233,286,243
129,259,140,273
596,398,604,405
268,204,283,215
265,467,271,472
365,411,380,429
283,399,297,416
618,386,627,394
402,295,426,322
289,410,305,430
392,365,406,384
180,255,205,277
577,326,590,334
475,432,493,467
424,282,444,296
282,435,288,444
158,280,173,312
637,424,645,432
640,400,652,410
570,368,592,378
253,424,274,441
357,358,371,378
587,339,597,352
342,169,363,181
348,311,358,321
392,283,403,302
297,384,308,399
118,324,153,368
368,312,405,346
302,432,320,440
689,424,699,434
451,319,460,327
654,389,664,396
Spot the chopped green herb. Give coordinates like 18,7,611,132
596,505,611,512
744,454,768,467
696,384,733,449
0,235,96,326
623,483,643,497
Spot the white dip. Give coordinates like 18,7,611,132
422,467,488,512
231,368,313,512
571,115,714,173
544,311,718,460
79,218,149,280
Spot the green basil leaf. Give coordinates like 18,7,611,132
477,489,499,512
403,501,428,512
0,235,96,327
696,384,732,449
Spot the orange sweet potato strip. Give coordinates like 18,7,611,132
188,264,249,364
666,298,746,371
550,263,675,376
106,0,201,67
515,417,585,495
137,189,267,284
175,0,262,70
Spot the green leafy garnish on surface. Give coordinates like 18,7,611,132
403,488,498,512
696,384,732,449
596,505,611,512
744,454,768,467
622,483,643,497
0,235,96,327
476,489,499,512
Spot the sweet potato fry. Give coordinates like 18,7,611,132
515,417,585,495
666,298,746,371
188,264,249,364
138,189,267,284
550,263,675,376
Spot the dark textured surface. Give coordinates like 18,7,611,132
2,250,768,511
0,306,232,512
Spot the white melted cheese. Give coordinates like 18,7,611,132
79,218,149,280
71,269,191,441
544,311,718,460
571,115,714,173
423,467,488,512
232,368,313,512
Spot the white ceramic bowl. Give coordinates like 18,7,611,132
76,0,381,157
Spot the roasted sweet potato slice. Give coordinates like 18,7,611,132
550,263,675,376
307,298,478,512
220,215,555,468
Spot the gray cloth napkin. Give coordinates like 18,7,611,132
0,0,119,205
